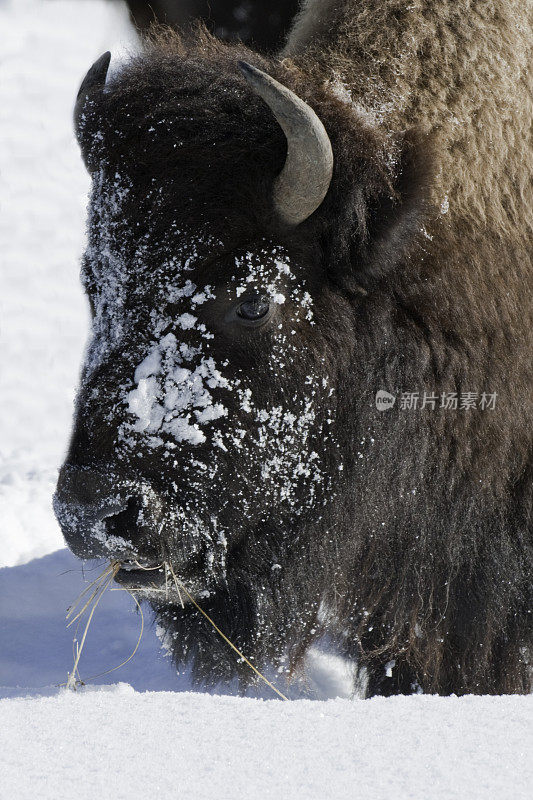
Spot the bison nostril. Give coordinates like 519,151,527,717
104,497,142,541
96,503,129,523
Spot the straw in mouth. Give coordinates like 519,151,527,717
65,558,288,701
64,560,144,690
123,560,288,700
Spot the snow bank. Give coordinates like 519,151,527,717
3,553,530,799
2,687,531,800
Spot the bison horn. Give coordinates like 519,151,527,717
238,61,333,226
74,51,111,134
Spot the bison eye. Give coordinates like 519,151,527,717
236,295,270,321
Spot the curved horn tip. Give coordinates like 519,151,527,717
238,60,260,81
238,60,291,100
238,60,254,75
76,51,111,101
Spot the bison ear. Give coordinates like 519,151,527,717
337,128,435,288
73,52,111,171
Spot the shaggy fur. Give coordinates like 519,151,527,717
123,0,299,52
55,2,532,696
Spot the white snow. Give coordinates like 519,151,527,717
125,336,230,445
2,688,532,800
0,2,531,799
176,311,198,329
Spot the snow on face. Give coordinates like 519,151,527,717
125,332,229,446
81,169,332,563
119,243,321,478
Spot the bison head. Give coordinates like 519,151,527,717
54,33,429,685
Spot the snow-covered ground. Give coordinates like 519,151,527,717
0,1,531,798
3,687,532,800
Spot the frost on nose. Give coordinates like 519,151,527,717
125,333,229,447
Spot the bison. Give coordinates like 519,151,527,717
54,1,532,697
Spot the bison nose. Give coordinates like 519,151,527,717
53,463,161,562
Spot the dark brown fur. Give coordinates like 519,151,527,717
122,0,299,51
56,3,532,696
